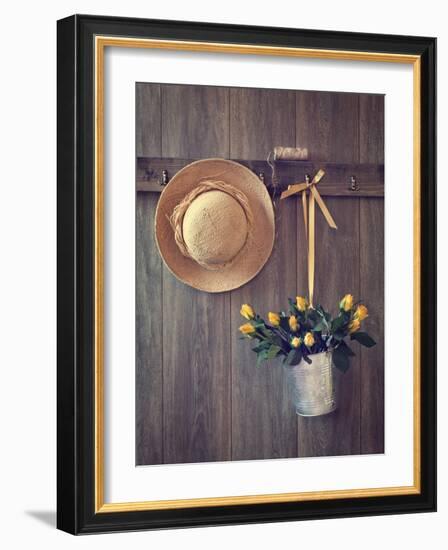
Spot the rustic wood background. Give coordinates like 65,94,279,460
135,83,384,465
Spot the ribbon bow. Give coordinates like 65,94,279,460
280,169,337,307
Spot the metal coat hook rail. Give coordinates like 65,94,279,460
137,157,384,198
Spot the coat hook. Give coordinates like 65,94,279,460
161,170,169,186
305,174,311,184
258,171,265,183
349,175,359,191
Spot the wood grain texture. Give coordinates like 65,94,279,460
359,94,384,454
161,85,231,464
162,84,229,159
296,91,359,162
135,84,384,465
162,284,231,463
295,90,361,457
230,88,298,460
135,83,163,465
136,83,161,157
296,197,361,456
136,193,163,465
359,94,385,165
230,88,296,160
359,198,384,454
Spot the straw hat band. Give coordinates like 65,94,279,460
169,180,254,271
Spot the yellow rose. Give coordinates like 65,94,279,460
339,294,354,312
291,336,301,348
289,315,298,332
354,304,368,321
240,303,255,320
268,312,280,327
296,296,308,312
304,332,315,347
239,323,255,335
348,318,361,333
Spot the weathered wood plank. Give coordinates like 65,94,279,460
359,94,385,454
296,91,360,162
296,91,361,457
161,84,230,159
359,94,384,166
296,197,361,456
135,194,164,465
230,88,298,460
162,284,231,463
136,157,384,197
230,88,296,160
136,83,161,157
135,83,163,465
135,84,384,466
359,198,384,454
162,84,232,464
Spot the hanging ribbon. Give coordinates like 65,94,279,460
280,169,337,307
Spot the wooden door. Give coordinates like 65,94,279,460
135,83,384,465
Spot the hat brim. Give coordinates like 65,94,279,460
155,158,275,293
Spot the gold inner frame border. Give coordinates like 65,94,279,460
94,35,421,514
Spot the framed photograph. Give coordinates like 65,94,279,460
57,14,436,534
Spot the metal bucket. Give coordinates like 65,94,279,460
284,351,337,416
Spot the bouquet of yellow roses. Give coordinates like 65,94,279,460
239,294,376,372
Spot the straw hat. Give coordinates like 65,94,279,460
155,158,275,293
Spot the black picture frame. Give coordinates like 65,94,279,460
57,14,436,534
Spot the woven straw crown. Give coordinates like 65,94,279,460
182,188,248,267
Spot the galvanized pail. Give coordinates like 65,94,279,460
284,351,337,416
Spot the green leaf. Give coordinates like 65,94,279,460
267,344,282,360
338,340,356,357
333,346,350,373
252,341,270,353
271,334,286,349
256,350,269,367
307,309,320,323
313,321,326,331
315,305,331,321
350,332,376,348
284,348,302,366
331,315,347,332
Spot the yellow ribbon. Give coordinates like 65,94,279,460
280,169,337,307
